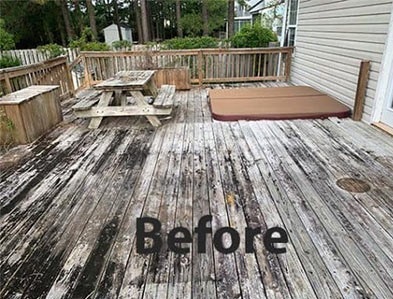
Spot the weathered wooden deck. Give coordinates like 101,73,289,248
1,83,393,299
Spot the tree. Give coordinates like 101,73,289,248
259,0,285,30
86,0,98,40
132,0,143,43
59,0,75,41
73,0,84,34
175,0,183,38
202,0,209,36
113,0,123,40
227,0,235,38
140,0,150,42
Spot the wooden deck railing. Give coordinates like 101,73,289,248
0,47,294,98
0,56,74,99
71,47,293,89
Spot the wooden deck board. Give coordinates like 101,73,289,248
1,83,393,298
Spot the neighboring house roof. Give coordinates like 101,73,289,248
103,23,131,30
249,0,265,14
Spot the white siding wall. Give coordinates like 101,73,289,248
290,0,393,122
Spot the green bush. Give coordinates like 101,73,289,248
231,24,277,48
0,55,21,68
162,36,219,49
112,40,133,50
0,19,15,51
69,28,109,51
37,43,65,58
70,39,109,51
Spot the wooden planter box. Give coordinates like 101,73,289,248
0,85,62,145
153,68,191,90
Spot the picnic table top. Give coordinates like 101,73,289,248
94,70,156,90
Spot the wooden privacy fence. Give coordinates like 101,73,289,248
71,47,293,89
0,56,74,100
0,48,80,65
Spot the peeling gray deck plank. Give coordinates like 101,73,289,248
1,84,393,299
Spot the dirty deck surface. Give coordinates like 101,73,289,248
1,83,393,299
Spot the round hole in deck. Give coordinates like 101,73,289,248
336,177,371,193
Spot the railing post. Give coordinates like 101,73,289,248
65,60,75,97
4,74,12,94
197,50,203,86
82,54,92,88
285,48,292,82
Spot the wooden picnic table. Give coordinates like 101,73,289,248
89,70,161,128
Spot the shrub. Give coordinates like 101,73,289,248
69,28,109,51
0,55,21,68
112,40,133,50
231,24,277,48
0,19,15,51
162,36,219,50
37,43,65,58
70,40,109,51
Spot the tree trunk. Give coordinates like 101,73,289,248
175,0,183,37
74,0,84,34
133,0,143,43
86,0,98,40
228,0,235,38
202,0,209,36
60,0,75,41
113,0,123,40
140,0,150,42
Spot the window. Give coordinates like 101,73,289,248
284,0,299,47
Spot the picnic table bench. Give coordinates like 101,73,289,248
72,71,175,129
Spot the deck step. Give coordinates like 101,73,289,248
153,85,176,109
72,90,103,111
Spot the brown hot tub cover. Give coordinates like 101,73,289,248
209,86,351,121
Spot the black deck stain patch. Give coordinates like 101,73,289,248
0,149,85,245
94,261,121,298
0,233,60,298
21,248,66,298
90,130,127,175
0,139,78,216
71,217,120,299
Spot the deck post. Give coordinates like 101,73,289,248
4,74,12,94
65,61,75,97
353,60,370,121
82,54,92,88
197,50,204,85
284,48,292,82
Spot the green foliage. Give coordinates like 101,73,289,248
0,108,15,149
0,18,15,51
180,13,203,37
69,28,109,51
37,43,65,58
163,36,219,49
178,0,227,37
204,0,227,34
112,40,133,50
0,55,21,69
231,24,277,48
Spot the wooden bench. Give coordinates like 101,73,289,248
153,85,176,109
72,90,103,112
0,85,62,144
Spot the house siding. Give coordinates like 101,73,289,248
290,0,393,122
